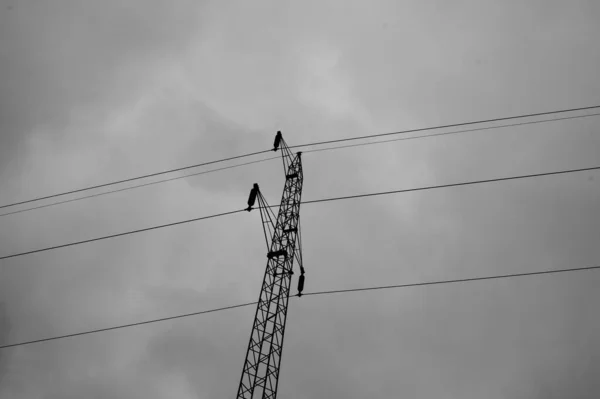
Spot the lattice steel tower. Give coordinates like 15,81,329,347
236,132,305,399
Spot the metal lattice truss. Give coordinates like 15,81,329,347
237,133,304,399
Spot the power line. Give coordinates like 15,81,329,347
2,265,597,350
0,209,245,261
0,150,273,211
302,112,600,155
5,112,597,219
300,265,600,297
300,165,600,206
2,165,598,261
3,104,598,211
291,104,600,149
0,301,258,350
302,266,600,298
0,157,280,218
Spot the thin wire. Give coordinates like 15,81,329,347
0,209,245,261
0,301,257,349
255,165,600,212
3,113,590,220
2,265,598,350
299,265,600,297
301,165,600,206
3,104,599,211
290,104,600,149
4,165,598,261
0,150,273,210
4,111,598,219
302,112,600,155
4,112,598,220
0,157,280,218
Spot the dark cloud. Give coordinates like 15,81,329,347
1,1,599,398
0,0,203,172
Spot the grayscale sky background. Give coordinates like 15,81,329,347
1,1,599,398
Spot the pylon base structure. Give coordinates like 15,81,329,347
237,132,304,399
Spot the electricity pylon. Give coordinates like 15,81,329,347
236,132,305,399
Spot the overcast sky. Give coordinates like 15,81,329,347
1,1,600,398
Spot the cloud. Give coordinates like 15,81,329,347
0,0,203,175
1,1,599,398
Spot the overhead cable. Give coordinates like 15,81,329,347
2,165,598,261
0,157,279,218
291,104,600,149
2,105,598,210
3,112,598,219
300,265,600,297
0,150,273,210
2,265,597,350
302,112,600,155
300,165,600,206
0,301,258,350
0,209,245,261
